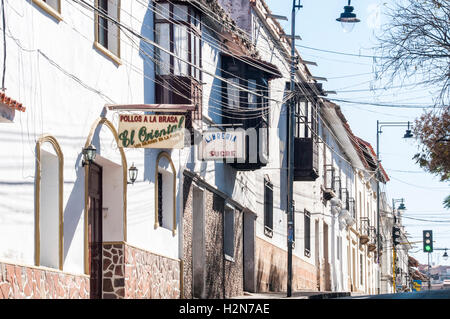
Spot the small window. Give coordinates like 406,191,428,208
304,210,311,257
227,78,240,109
264,178,273,237
156,169,174,231
248,79,257,109
224,205,235,260
360,254,364,286
154,152,176,234
32,0,62,21
157,172,163,227
94,0,121,63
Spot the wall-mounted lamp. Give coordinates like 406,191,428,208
82,144,96,166
128,163,138,185
443,250,448,261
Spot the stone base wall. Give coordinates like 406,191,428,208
182,176,244,299
102,243,181,299
255,237,317,292
0,261,89,299
102,244,125,299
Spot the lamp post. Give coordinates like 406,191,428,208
376,121,413,294
391,198,406,293
284,0,360,298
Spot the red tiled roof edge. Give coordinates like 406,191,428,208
0,91,26,112
355,136,390,182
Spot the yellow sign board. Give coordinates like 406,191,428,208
118,113,185,149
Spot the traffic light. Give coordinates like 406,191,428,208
393,226,401,246
423,230,433,253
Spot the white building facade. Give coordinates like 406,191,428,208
0,0,391,299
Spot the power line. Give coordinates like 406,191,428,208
402,216,450,223
295,44,386,59
329,98,437,109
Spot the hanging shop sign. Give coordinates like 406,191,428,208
118,113,185,149
199,129,245,161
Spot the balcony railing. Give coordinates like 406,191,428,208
323,165,336,200
348,197,356,219
333,175,342,200
368,226,377,252
360,217,371,245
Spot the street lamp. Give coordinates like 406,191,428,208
128,163,138,185
392,198,406,222
82,144,97,166
336,0,361,33
376,121,414,294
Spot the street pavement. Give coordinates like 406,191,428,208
234,289,450,299
339,288,450,299
233,291,351,299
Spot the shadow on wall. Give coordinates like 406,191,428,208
207,49,221,124
256,249,283,292
278,100,287,212
63,131,100,260
140,3,155,105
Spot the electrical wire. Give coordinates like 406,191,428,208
295,44,386,59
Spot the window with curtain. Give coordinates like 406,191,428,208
154,2,202,79
227,78,240,109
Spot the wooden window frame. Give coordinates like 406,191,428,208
154,1,202,79
32,0,62,21
35,135,64,271
94,0,122,65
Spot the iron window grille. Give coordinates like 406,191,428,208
324,164,335,191
304,209,311,257
348,197,356,219
333,175,341,199
341,188,349,209
157,172,163,227
360,217,370,236
264,178,273,237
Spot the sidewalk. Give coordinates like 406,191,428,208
232,290,352,299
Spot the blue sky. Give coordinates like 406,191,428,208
265,0,450,266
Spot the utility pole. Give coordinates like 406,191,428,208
428,252,431,290
287,0,302,298
376,120,381,294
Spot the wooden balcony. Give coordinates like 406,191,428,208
155,75,202,144
294,137,319,181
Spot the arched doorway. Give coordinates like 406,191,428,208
83,117,127,298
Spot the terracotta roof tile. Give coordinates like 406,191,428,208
0,91,26,112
